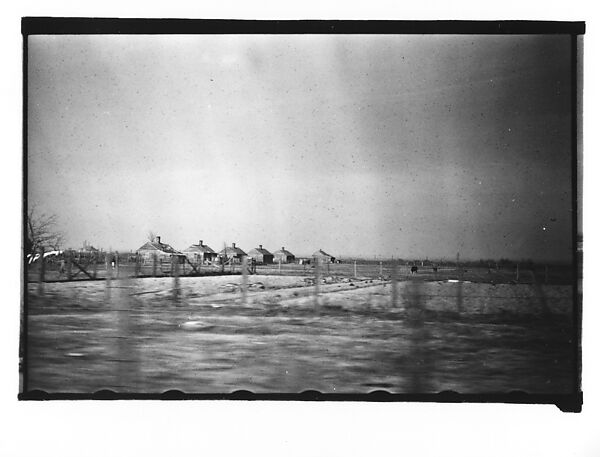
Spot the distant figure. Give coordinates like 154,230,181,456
111,256,116,269
59,259,66,275
432,266,438,273
411,266,418,274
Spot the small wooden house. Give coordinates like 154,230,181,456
312,249,336,264
182,240,217,265
247,245,274,265
273,247,295,264
218,243,247,264
137,236,185,263
78,241,100,259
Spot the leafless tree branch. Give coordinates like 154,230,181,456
26,207,64,255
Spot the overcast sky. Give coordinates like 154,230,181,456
27,34,573,261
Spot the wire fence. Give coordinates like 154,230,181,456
27,249,573,289
27,250,245,284
28,254,572,315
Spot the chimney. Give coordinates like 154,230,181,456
282,247,285,250
232,243,236,248
199,240,203,246
259,244,263,249
157,236,161,244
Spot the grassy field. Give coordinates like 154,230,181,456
23,273,576,394
23,253,578,394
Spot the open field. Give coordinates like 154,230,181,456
24,274,576,394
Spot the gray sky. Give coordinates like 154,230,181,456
28,34,573,261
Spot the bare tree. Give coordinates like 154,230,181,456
147,230,157,242
25,207,64,256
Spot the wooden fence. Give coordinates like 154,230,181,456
28,250,249,284
27,248,571,287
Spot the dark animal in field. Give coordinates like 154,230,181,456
410,266,418,274
432,266,438,272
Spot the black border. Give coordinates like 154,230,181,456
18,390,583,410
570,35,582,414
21,30,29,396
20,18,585,412
21,18,585,35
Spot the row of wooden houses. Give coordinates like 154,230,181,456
136,236,336,265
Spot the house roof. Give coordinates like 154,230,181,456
313,249,334,258
81,241,99,252
248,247,273,256
274,248,294,256
137,240,183,255
218,245,247,256
183,243,216,254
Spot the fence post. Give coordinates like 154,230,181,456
241,255,248,305
66,250,73,280
152,253,157,277
105,252,112,301
172,256,180,299
279,259,282,274
37,248,45,295
456,279,463,313
314,257,321,308
354,260,357,278
92,253,98,279
455,252,461,280
391,261,398,308
115,251,120,279
379,261,383,277
134,253,141,278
